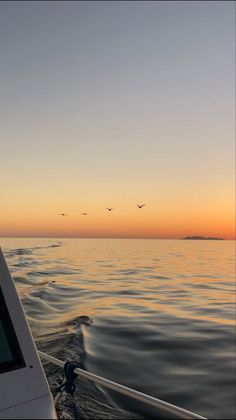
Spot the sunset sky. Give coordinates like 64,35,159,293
0,1,235,239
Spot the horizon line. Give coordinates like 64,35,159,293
0,235,233,241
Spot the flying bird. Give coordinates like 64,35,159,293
137,204,146,209
60,213,68,216
106,208,113,211
81,212,88,216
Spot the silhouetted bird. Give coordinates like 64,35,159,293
106,208,113,211
137,204,146,208
81,212,88,216
60,213,68,216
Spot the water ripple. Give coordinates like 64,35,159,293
1,238,235,419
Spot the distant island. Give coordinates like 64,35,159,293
182,236,224,240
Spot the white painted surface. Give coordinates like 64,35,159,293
0,248,57,419
0,395,57,419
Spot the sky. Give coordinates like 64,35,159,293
0,1,235,239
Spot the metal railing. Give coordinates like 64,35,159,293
38,351,206,420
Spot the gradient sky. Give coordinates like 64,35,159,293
0,1,235,239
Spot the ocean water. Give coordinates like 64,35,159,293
1,238,235,419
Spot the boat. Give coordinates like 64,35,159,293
0,248,206,419
0,248,57,419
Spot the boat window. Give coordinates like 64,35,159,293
0,288,25,373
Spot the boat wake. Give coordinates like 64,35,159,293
3,240,139,419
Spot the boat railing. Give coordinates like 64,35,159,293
38,351,207,420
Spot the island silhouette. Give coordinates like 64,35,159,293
182,236,224,240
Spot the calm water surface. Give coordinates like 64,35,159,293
1,238,235,419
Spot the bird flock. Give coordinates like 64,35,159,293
59,204,146,216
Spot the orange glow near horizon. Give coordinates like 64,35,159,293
0,3,234,240
1,194,235,239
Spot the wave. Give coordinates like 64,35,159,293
4,242,62,258
27,268,82,277
13,275,48,286
33,242,62,250
5,248,33,257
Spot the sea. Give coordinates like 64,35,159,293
0,238,235,419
